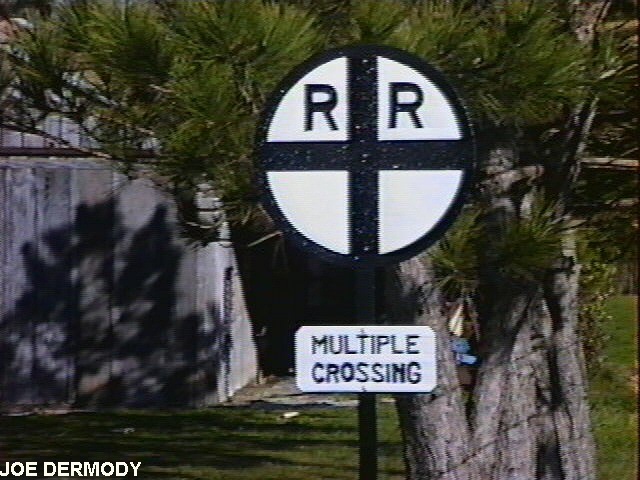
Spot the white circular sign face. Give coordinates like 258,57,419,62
257,45,474,267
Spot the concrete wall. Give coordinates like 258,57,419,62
0,157,257,409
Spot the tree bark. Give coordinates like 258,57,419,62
536,4,612,479
540,233,597,480
471,138,554,480
387,258,479,480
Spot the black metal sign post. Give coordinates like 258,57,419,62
356,268,377,480
351,52,380,479
256,45,474,480
359,391,377,479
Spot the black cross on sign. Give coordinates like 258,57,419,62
257,46,474,267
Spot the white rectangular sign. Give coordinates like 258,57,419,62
295,325,436,393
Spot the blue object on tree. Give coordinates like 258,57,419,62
451,337,471,354
457,353,478,366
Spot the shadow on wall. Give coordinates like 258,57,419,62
0,199,231,408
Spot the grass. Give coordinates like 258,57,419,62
0,296,635,479
0,404,404,479
590,295,638,480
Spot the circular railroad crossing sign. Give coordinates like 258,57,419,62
257,45,474,267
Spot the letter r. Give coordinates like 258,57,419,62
305,84,338,131
389,82,424,129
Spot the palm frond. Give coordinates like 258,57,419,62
486,199,562,282
430,208,482,296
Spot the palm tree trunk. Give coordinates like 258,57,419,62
387,257,479,480
470,139,552,479
542,233,597,480
472,130,597,479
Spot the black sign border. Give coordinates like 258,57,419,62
256,44,475,268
